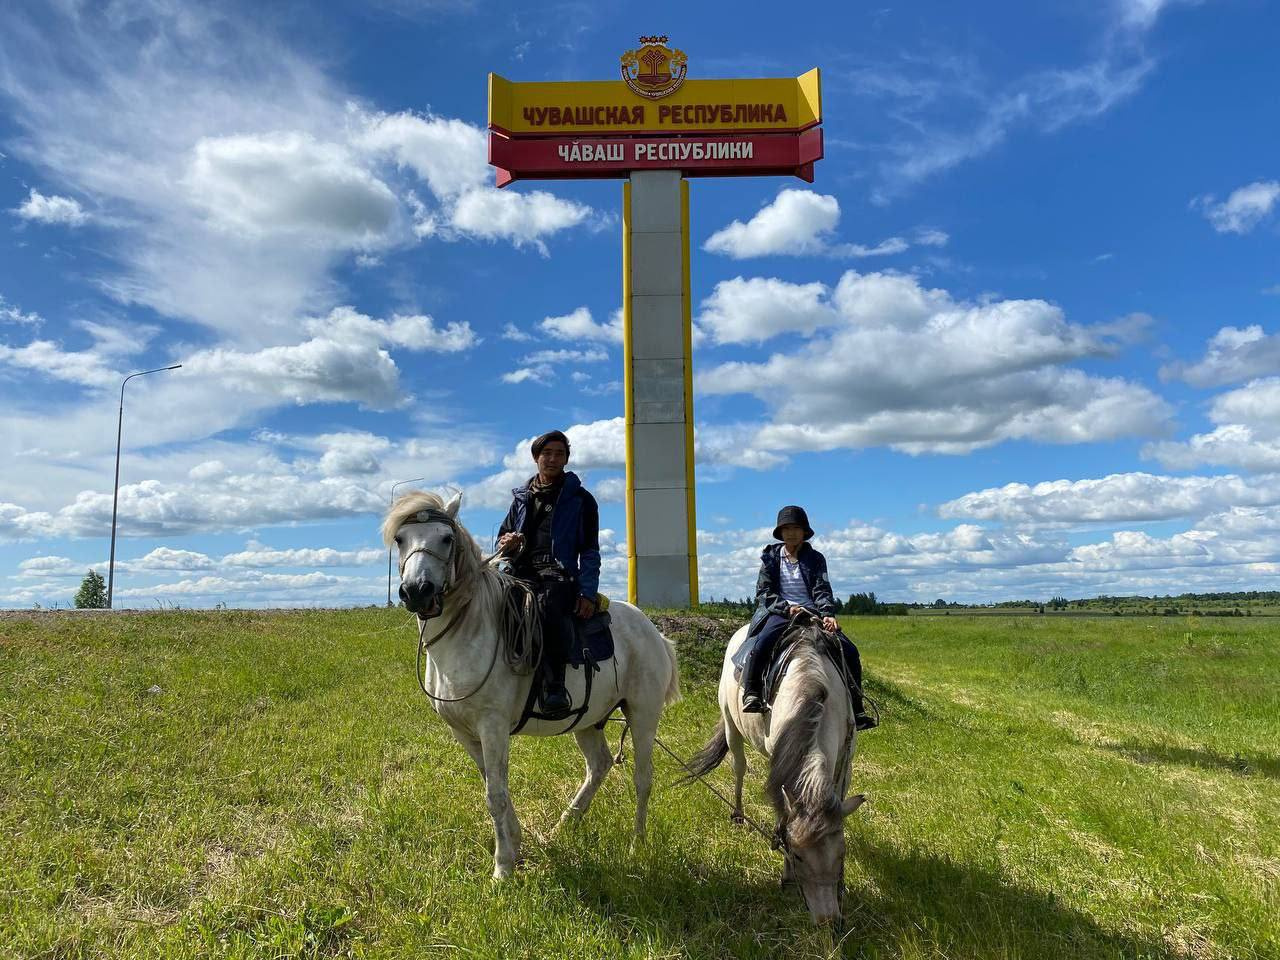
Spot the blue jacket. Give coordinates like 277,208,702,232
748,542,838,636
498,471,601,600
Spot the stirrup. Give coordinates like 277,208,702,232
741,693,766,714
855,711,877,731
540,685,571,719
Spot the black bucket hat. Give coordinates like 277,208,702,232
773,505,814,541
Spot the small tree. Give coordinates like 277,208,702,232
74,569,107,609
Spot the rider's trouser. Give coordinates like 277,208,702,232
742,613,867,712
529,573,577,690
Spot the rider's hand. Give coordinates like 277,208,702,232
575,596,595,619
496,532,524,555
787,605,806,619
821,616,838,633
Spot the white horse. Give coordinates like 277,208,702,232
684,617,865,928
383,490,681,879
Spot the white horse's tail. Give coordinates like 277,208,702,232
661,631,682,705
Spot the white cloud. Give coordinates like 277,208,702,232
221,546,382,568
501,344,609,384
501,366,547,385
697,276,837,345
502,323,535,342
16,556,85,578
0,296,43,327
12,189,88,226
703,189,947,260
1161,325,1280,388
698,270,1168,455
0,6,595,342
705,189,838,258
126,547,217,572
540,306,623,344
448,187,593,255
312,306,477,353
940,471,1280,525
185,132,400,247
1144,377,1280,471
519,347,609,365
1193,180,1280,234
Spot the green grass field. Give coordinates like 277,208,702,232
2,610,1277,959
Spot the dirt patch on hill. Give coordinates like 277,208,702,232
649,613,742,684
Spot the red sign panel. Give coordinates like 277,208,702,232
489,127,822,187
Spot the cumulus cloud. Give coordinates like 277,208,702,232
1193,180,1280,234
1160,325,1280,387
0,338,122,389
221,546,382,567
16,555,86,578
540,307,623,344
697,277,837,344
179,305,476,410
0,5,595,341
703,189,947,260
12,189,88,226
698,270,1169,455
185,132,400,246
501,344,609,384
940,471,1280,525
1144,376,1280,471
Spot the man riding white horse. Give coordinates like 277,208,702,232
494,430,599,720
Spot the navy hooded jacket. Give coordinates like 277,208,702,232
497,471,601,600
748,541,838,636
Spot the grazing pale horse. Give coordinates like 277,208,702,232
384,491,681,879
684,617,865,928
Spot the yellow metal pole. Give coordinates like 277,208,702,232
680,178,698,607
622,181,637,605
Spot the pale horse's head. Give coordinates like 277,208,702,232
383,491,468,618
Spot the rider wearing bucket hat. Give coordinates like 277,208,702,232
495,430,600,720
740,505,875,729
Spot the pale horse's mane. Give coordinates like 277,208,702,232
381,490,505,608
764,626,843,849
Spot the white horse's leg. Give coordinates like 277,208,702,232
558,727,615,828
726,718,748,825
622,703,658,847
451,728,485,776
477,726,521,879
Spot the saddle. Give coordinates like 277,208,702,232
510,597,616,734
732,622,846,709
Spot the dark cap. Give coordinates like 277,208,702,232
531,430,571,459
772,505,814,541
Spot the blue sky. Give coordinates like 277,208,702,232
2,0,1279,608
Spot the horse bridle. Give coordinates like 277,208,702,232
397,509,459,605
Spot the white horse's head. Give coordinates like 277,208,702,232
382,490,468,618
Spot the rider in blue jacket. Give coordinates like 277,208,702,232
741,505,875,730
495,430,600,719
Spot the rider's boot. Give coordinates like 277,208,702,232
540,661,571,719
740,648,766,714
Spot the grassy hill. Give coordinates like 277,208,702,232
2,610,1277,959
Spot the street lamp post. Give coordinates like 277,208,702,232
107,364,182,609
387,476,428,606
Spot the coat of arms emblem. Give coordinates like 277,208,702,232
621,36,688,100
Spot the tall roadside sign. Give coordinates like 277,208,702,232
488,37,823,608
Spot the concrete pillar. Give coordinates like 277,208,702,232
623,171,698,608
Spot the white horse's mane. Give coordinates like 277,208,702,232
766,633,842,848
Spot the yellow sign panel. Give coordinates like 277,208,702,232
489,69,821,136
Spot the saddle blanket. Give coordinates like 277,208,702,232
569,609,613,667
